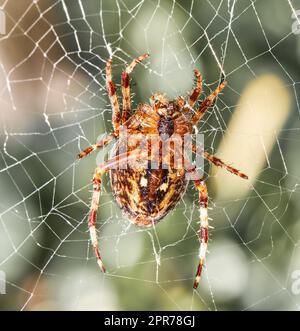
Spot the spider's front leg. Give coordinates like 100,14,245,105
121,53,149,123
188,69,203,107
106,58,121,134
178,70,202,114
191,80,227,125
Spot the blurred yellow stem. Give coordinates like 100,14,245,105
212,74,291,201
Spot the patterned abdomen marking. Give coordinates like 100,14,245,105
110,167,187,227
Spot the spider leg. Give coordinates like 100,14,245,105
192,144,248,179
121,53,149,123
188,69,203,107
78,132,117,159
106,58,121,134
191,81,227,125
193,177,209,289
89,147,148,273
89,166,106,273
185,164,209,289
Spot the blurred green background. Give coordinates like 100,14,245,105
0,0,300,310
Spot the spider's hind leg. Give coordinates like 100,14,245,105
88,147,148,273
186,167,209,290
78,132,117,159
89,166,106,272
192,144,248,179
193,178,209,289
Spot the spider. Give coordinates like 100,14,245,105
78,53,248,289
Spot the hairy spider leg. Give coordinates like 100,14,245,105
78,105,157,160
192,144,248,180
78,132,117,159
106,58,121,134
184,144,247,289
191,81,227,125
183,158,209,289
79,54,149,159
88,147,148,272
184,161,209,289
89,166,106,273
188,69,203,107
121,53,149,123
193,176,209,289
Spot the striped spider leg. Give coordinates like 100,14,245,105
184,76,248,288
192,144,248,180
78,54,149,159
188,148,248,289
190,149,247,289
121,53,149,123
88,147,148,273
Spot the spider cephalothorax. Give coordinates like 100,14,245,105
78,54,248,288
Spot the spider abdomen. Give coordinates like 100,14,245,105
110,167,187,227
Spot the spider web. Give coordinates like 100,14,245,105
1,0,300,311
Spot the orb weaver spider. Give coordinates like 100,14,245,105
79,53,248,289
